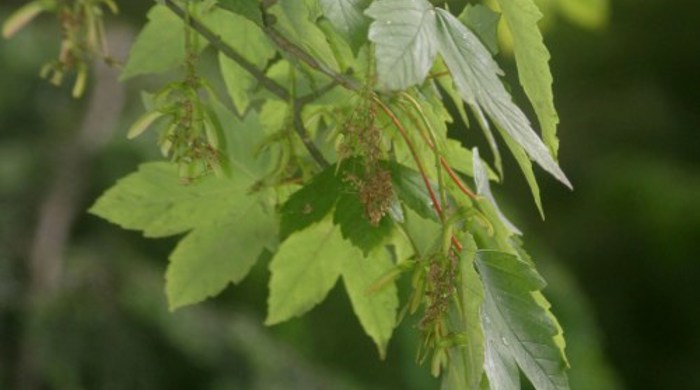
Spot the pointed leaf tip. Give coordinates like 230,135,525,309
434,8,571,189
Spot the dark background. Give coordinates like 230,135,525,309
1,0,698,388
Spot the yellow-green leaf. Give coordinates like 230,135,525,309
496,0,560,157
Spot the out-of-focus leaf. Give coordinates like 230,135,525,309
365,0,438,90
2,0,53,39
557,0,609,30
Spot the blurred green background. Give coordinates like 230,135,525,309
1,0,699,389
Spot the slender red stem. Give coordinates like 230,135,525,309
373,97,463,252
440,157,478,200
373,97,444,220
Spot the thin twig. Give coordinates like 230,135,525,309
399,93,478,200
163,0,288,99
292,100,330,168
373,97,463,252
262,24,362,92
297,80,339,106
373,97,444,220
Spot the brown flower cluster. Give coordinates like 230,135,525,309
340,101,394,226
419,252,458,330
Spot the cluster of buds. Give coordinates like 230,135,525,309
339,98,394,226
127,78,226,182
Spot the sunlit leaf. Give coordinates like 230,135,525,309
203,8,276,114
365,0,438,90
89,163,246,238
166,193,276,310
341,247,398,357
121,5,205,80
266,219,346,325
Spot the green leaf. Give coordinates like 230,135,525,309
444,139,499,181
434,58,504,178
120,5,203,80
266,219,346,325
268,0,339,70
476,250,570,390
203,8,276,114
434,9,571,188
216,0,263,26
166,193,275,310
89,163,245,238
215,103,278,180
495,0,559,157
472,147,521,235
483,340,520,390
388,161,439,222
557,0,609,30
433,59,469,126
319,0,371,53
443,235,485,390
258,99,289,134
279,166,342,238
500,129,545,218
340,247,398,358
333,188,393,255
365,0,438,90
459,4,501,56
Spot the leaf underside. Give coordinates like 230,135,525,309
476,250,569,390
